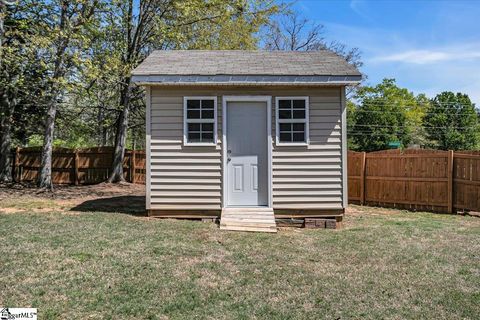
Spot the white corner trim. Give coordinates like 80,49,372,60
222,96,273,208
183,96,218,146
145,86,152,210
341,86,348,209
275,96,310,146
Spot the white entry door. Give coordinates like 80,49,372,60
226,101,268,207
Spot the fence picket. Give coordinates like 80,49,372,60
12,146,146,185
349,149,480,214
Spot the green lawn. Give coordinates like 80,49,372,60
0,200,479,319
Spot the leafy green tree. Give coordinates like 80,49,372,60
31,0,101,189
1,0,102,188
350,79,427,152
423,92,479,150
0,0,19,182
91,0,279,183
346,101,358,150
0,0,49,181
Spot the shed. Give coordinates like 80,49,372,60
132,50,361,232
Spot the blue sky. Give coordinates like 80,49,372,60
293,0,480,105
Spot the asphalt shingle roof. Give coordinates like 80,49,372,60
132,50,361,77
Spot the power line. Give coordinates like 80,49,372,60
350,109,479,117
347,133,406,136
347,129,474,135
348,124,477,129
351,99,477,107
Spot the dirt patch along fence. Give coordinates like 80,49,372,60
348,149,480,214
11,147,146,185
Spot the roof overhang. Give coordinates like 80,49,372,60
131,74,362,86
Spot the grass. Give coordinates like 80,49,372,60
0,200,479,319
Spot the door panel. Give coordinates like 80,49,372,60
227,101,268,206
251,164,258,191
233,164,244,192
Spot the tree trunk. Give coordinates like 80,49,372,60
108,105,129,182
108,82,130,183
37,101,56,189
0,106,12,182
0,82,14,182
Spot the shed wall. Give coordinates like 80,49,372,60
148,86,345,214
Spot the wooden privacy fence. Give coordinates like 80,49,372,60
348,149,480,213
12,147,146,185
8,146,480,213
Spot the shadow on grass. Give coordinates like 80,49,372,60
70,196,147,217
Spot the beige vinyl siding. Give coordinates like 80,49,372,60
148,86,344,211
272,89,344,210
149,93,222,210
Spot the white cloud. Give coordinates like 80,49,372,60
349,0,374,23
309,2,480,106
375,49,480,64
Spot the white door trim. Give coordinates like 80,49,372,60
222,96,273,208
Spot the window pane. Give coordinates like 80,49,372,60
188,132,201,142
293,132,305,142
293,123,305,131
280,132,292,142
278,100,291,109
201,132,213,142
202,100,214,109
293,99,305,109
293,110,305,119
279,123,291,131
187,110,200,119
187,100,200,109
202,123,214,131
201,109,214,119
279,109,292,119
188,123,200,131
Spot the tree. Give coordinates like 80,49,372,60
263,10,363,71
350,79,428,152
0,0,17,182
423,92,480,150
32,0,100,189
100,0,279,183
1,0,49,182
262,9,363,102
0,0,15,182
346,100,358,150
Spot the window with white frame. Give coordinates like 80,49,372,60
276,97,309,144
184,97,217,145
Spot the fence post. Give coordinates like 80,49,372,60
360,152,366,205
74,149,79,185
447,150,454,213
130,150,136,183
12,148,17,182
14,147,20,183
